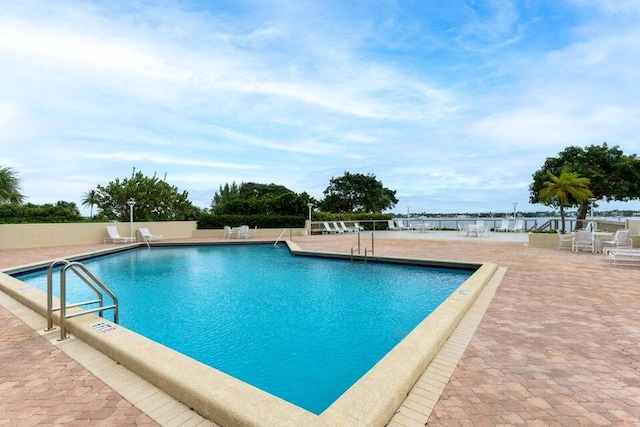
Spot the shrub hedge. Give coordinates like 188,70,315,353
197,213,306,229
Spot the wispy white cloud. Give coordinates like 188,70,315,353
85,152,262,170
569,0,640,15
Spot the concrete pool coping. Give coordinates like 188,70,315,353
0,241,499,426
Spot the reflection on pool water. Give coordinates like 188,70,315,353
16,244,472,414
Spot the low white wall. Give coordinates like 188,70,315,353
0,222,308,250
0,222,197,250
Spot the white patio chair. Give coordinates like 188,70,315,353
572,230,594,253
556,229,573,250
223,226,236,239
600,229,632,251
237,225,250,239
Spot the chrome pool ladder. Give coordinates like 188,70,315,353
46,259,119,341
351,231,375,261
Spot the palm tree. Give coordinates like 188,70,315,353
81,189,99,219
0,165,25,205
539,169,593,233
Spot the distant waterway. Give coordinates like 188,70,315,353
401,216,632,231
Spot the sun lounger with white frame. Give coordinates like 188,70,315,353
510,219,525,232
138,227,162,241
339,221,357,233
495,219,510,232
606,248,640,266
104,226,136,244
323,222,337,234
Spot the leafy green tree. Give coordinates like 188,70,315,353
81,189,99,219
93,169,197,221
0,201,83,224
530,143,640,222
0,165,25,205
211,181,240,208
538,169,593,232
320,171,398,213
211,182,316,216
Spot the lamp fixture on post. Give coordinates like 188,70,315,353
127,198,136,239
512,202,518,219
307,203,313,235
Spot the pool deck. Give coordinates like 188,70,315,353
1,231,639,426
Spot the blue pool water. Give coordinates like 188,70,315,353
16,244,472,414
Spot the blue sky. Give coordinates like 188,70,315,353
1,0,639,215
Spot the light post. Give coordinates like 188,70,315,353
512,202,518,219
407,206,410,229
307,203,313,235
127,198,136,239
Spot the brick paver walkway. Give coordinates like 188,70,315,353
0,302,157,426
1,235,639,426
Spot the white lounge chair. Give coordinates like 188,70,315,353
329,221,343,233
323,222,336,234
353,222,364,231
495,219,510,232
572,230,594,253
387,220,398,231
104,226,136,244
600,229,632,251
556,230,573,250
606,248,640,266
510,219,525,232
339,221,356,233
395,220,407,230
138,227,162,242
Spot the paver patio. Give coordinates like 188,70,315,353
1,232,639,426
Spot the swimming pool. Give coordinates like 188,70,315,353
2,241,497,425
15,243,472,415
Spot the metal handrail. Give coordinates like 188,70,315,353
46,259,119,341
137,229,151,249
351,230,361,258
274,228,289,246
352,232,375,262
364,232,375,262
